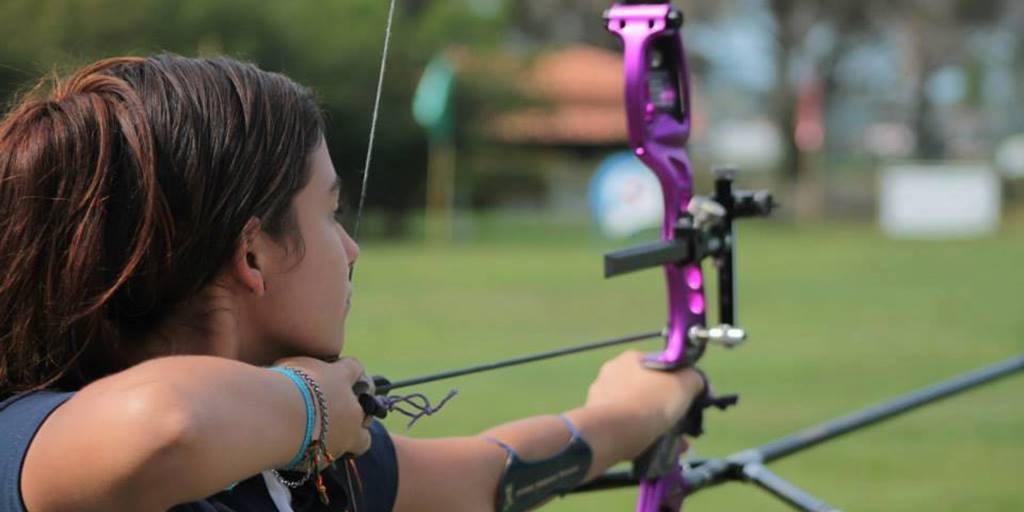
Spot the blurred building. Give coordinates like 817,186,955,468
470,45,707,215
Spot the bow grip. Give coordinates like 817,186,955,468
632,369,739,480
632,430,687,481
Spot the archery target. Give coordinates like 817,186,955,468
589,152,664,238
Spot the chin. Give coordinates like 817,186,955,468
304,323,346,359
292,333,344,360
324,331,346,358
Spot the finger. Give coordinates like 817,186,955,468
334,357,365,384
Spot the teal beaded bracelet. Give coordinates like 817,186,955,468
268,366,315,470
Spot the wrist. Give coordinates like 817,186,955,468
266,366,318,470
568,402,666,460
583,393,679,435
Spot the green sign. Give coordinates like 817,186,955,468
412,54,455,138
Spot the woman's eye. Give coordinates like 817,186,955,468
333,204,348,222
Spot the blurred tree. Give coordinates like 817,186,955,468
898,0,1007,159
0,0,509,237
768,0,1020,226
2,0,1020,226
770,0,1012,165
506,0,610,48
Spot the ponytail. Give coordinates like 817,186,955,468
0,57,170,394
0,55,323,396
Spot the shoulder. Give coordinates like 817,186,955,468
0,391,75,512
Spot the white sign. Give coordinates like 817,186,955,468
995,134,1024,178
879,163,1001,238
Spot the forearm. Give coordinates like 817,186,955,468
482,404,664,481
125,356,313,499
393,360,703,512
28,356,316,509
393,405,670,512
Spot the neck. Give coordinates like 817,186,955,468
132,281,280,366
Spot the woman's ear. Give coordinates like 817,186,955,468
231,217,267,296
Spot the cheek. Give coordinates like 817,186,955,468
306,223,350,304
269,226,350,347
274,226,349,309
319,224,351,277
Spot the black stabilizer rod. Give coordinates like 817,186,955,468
571,353,1024,510
682,353,1024,510
754,353,1024,464
741,463,837,512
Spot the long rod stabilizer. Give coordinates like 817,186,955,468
571,353,1024,512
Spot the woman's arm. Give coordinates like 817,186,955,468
20,355,369,511
392,351,704,512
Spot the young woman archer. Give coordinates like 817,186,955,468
0,54,703,512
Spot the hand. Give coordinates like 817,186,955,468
585,350,704,433
272,356,373,460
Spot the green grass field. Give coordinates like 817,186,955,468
344,215,1023,511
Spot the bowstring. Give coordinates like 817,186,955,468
351,0,397,275
342,0,463,436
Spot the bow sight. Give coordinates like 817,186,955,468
603,167,775,367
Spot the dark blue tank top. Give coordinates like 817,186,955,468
0,391,398,511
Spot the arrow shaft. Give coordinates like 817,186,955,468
385,330,663,391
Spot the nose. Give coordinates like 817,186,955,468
342,228,360,267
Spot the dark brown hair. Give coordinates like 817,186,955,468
0,55,324,397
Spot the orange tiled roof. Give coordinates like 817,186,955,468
492,45,627,145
